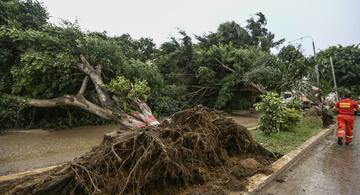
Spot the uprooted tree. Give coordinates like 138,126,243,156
0,106,277,194
16,53,160,129
0,23,164,130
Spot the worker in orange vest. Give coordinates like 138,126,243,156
334,91,359,145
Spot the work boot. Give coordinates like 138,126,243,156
337,137,343,145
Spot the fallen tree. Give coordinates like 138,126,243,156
0,24,164,130
0,106,276,194
11,54,160,130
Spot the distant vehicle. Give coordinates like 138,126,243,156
282,91,294,104
281,91,312,109
325,92,337,102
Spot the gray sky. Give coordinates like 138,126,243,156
40,0,360,55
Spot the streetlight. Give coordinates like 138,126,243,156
288,36,319,85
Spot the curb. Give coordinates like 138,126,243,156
247,126,258,131
0,165,60,183
241,124,336,195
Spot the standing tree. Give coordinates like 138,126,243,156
317,45,360,95
246,12,285,52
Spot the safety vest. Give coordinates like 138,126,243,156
336,98,357,115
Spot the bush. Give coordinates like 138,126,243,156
285,99,303,111
255,92,302,134
255,92,284,134
280,108,302,131
150,85,190,116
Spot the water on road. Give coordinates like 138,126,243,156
260,116,360,195
0,125,118,175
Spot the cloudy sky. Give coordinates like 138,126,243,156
40,0,360,55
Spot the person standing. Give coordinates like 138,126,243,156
334,92,359,145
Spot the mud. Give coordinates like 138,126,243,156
0,125,118,175
228,114,258,129
260,116,360,195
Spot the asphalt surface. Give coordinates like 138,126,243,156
260,116,360,195
0,125,118,175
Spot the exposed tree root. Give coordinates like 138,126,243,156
0,106,276,195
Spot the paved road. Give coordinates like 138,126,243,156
0,125,118,175
260,116,360,195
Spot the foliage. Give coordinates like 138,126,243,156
196,21,251,49
128,80,150,101
255,92,284,134
151,85,189,116
0,93,25,129
246,12,285,51
246,45,312,92
0,0,49,95
0,1,164,128
156,31,194,84
280,108,302,131
255,92,302,134
0,0,48,30
107,76,151,111
0,1,330,130
196,13,284,51
107,76,132,95
111,34,157,62
317,45,360,95
285,99,303,111
193,45,276,109
197,66,215,85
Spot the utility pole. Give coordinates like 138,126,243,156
289,36,319,85
330,56,338,101
312,41,319,85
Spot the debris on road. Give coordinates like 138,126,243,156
0,106,276,194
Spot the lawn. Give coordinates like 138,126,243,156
251,116,324,155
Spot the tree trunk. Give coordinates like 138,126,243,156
10,54,160,130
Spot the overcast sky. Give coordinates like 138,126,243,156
40,0,360,55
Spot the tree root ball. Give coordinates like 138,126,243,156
0,106,277,195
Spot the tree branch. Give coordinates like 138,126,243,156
25,95,113,120
78,76,89,96
4,92,149,130
247,82,267,94
215,58,235,72
77,54,112,106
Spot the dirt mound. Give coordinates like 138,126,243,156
0,106,276,195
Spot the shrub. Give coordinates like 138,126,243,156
285,99,303,111
280,108,302,131
255,92,302,134
255,92,284,134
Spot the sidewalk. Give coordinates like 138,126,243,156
259,117,360,195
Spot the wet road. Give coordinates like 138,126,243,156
260,116,360,195
0,125,118,175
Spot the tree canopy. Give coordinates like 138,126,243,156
317,45,360,96
1,0,355,130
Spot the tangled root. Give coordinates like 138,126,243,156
0,106,275,195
